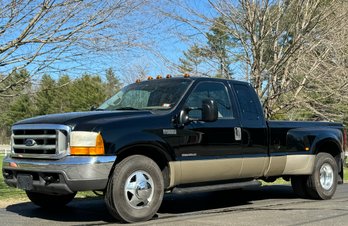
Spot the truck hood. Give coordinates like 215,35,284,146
14,110,153,127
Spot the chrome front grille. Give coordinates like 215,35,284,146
11,124,71,159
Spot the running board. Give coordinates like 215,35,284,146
172,180,261,194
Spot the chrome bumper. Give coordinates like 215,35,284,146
2,155,116,194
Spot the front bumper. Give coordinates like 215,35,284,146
2,155,116,195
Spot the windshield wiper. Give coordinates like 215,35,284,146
115,107,139,110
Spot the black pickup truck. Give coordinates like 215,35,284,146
2,77,346,222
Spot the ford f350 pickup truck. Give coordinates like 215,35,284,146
2,77,346,223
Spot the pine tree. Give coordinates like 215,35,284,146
205,17,234,79
55,75,72,112
0,69,30,96
69,74,107,111
35,74,57,115
178,44,203,74
178,17,235,79
0,69,32,142
5,94,35,125
105,68,122,98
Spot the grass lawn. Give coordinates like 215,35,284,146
0,154,347,201
262,168,348,186
0,155,27,200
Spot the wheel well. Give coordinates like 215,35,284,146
316,140,343,180
114,145,171,188
316,140,341,158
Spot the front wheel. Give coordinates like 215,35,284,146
105,155,164,223
26,191,76,208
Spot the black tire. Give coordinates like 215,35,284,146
26,191,76,208
105,155,164,223
306,152,338,200
291,175,310,198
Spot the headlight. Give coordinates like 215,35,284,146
70,131,105,155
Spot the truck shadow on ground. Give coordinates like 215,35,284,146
5,185,297,224
160,184,296,213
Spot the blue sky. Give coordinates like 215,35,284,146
84,1,215,82
1,0,243,84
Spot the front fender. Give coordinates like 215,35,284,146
109,131,174,161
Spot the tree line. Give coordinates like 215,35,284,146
0,68,122,143
0,0,347,142
172,0,347,124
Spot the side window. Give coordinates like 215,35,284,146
233,84,260,121
185,82,232,119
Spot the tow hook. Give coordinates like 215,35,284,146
43,175,59,185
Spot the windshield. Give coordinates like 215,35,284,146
98,79,192,111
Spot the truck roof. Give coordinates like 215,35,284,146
139,76,251,86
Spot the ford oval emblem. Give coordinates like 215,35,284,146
24,139,36,147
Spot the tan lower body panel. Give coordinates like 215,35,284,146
263,155,315,176
240,157,269,178
282,155,315,175
263,156,287,176
169,154,315,187
169,158,243,187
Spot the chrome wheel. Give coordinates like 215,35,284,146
124,170,154,209
105,155,164,222
320,163,334,190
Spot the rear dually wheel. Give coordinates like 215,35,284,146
291,152,338,200
306,152,338,199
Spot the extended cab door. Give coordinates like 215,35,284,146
175,81,244,184
229,82,269,178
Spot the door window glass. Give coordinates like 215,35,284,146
185,82,232,118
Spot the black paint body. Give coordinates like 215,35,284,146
15,77,345,167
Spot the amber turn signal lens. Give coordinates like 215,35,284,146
70,133,105,155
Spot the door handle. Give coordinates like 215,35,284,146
234,127,242,141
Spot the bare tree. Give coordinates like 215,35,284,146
0,0,149,97
160,0,343,119
209,0,343,117
285,1,348,122
122,63,151,84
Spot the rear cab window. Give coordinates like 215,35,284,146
231,83,264,125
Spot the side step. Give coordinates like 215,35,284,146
172,180,261,194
